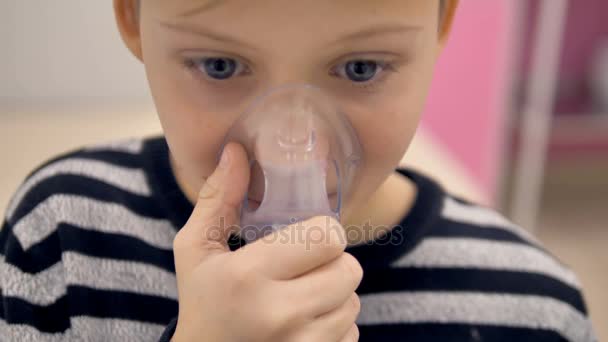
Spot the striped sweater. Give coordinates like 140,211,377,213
0,135,596,341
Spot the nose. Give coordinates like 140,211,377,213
276,103,316,152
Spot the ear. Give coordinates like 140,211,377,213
438,0,459,48
114,0,143,62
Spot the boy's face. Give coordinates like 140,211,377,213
120,0,450,222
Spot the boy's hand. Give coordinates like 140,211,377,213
171,142,362,342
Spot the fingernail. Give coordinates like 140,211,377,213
219,148,231,169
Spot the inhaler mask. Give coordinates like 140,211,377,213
220,84,362,243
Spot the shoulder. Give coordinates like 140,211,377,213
0,136,176,338
4,137,151,224
1,136,173,252
392,194,596,340
429,195,574,283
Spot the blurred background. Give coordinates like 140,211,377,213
1,1,606,339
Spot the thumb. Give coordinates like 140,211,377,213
174,142,250,273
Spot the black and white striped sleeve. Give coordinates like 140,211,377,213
1,146,180,341
1,191,71,340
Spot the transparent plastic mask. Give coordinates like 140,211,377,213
220,84,362,243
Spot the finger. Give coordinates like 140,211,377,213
173,142,250,273
283,253,363,316
306,293,361,342
339,324,360,342
234,215,348,280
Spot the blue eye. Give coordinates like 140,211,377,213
330,58,399,91
202,57,238,80
344,60,379,82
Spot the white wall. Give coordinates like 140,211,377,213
0,1,152,111
0,1,159,213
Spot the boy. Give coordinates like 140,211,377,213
0,0,596,341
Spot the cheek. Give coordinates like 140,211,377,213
143,55,239,181
340,90,427,216
343,59,437,172
360,107,420,173
347,92,425,171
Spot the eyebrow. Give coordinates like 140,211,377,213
160,21,421,51
179,0,227,17
329,24,423,45
160,21,261,52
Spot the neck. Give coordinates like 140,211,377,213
343,171,418,245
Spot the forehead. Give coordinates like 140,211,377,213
146,0,437,27
144,0,439,57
